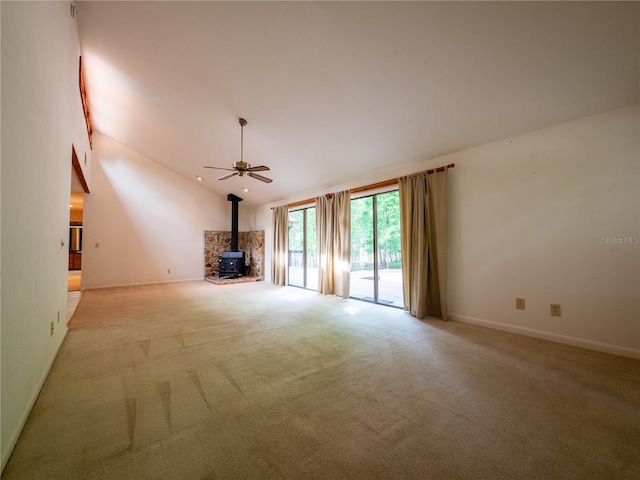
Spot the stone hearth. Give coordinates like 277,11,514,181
204,230,265,281
204,275,263,285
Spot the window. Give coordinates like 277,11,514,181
288,207,317,290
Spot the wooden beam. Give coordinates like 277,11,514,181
79,56,93,148
71,145,90,193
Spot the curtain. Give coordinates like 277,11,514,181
271,205,288,286
316,190,351,298
399,170,448,320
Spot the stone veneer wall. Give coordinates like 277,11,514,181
204,230,265,279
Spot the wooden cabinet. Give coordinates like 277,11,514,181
69,252,82,271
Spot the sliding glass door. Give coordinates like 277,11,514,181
288,207,317,290
288,194,400,302
350,191,403,307
350,197,374,300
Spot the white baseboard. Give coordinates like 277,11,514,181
448,313,640,360
1,327,69,473
81,277,204,291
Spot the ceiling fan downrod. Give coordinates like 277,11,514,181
235,118,248,175
239,117,247,162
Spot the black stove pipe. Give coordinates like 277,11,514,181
227,194,243,251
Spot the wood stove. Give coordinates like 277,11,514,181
219,193,247,279
218,251,246,278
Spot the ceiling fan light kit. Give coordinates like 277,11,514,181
203,118,273,183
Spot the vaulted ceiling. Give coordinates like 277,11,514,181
76,1,639,207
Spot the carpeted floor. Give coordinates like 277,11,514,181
3,281,639,479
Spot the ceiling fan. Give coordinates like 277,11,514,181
203,118,273,183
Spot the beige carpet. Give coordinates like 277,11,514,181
3,281,639,479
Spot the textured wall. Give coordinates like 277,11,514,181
204,231,265,279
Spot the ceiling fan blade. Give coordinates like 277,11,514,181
248,172,273,183
247,165,270,172
217,172,239,181
204,166,236,172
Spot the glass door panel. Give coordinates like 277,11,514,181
376,191,403,307
350,196,375,301
288,210,304,287
350,191,403,308
288,207,317,290
305,208,318,290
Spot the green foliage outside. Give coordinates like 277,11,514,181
351,191,401,270
288,207,318,268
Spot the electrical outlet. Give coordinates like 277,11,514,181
550,304,562,317
516,298,525,310
50,321,55,336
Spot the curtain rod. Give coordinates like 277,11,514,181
283,163,455,209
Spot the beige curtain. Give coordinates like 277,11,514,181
399,170,448,320
316,190,351,298
271,205,288,286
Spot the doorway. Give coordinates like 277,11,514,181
68,144,89,303
69,189,84,291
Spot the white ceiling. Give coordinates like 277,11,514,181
75,1,639,207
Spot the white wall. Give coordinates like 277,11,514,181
446,105,639,357
82,133,229,289
257,105,640,358
1,1,92,470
